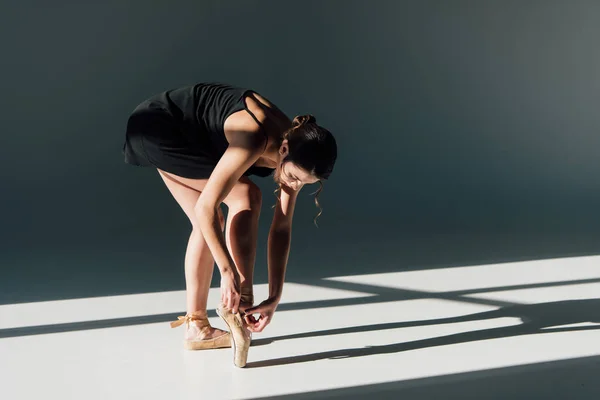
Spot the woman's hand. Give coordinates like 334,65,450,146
243,297,279,332
220,268,241,314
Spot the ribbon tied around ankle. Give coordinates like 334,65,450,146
170,313,209,329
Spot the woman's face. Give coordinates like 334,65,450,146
274,161,318,191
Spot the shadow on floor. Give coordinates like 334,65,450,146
248,355,600,400
247,298,600,368
2,230,600,305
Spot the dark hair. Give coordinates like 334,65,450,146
273,114,337,227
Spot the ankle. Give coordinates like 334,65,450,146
186,310,208,318
240,287,254,306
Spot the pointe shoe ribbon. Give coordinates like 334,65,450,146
170,312,231,350
170,312,209,329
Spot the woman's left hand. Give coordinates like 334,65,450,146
243,297,279,332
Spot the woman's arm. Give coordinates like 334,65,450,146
267,184,300,301
195,129,266,311
243,184,299,332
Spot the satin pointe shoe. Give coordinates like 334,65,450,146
216,301,252,368
170,311,231,350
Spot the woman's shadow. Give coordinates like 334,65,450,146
247,298,600,368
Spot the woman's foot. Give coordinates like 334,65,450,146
185,321,229,340
171,311,231,350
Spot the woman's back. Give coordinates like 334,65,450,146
124,82,274,178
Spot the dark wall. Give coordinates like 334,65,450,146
2,1,600,303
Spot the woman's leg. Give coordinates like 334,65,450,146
222,177,262,311
158,170,262,310
157,169,226,339
182,211,225,312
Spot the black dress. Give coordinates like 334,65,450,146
122,83,274,179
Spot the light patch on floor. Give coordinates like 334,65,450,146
1,256,600,399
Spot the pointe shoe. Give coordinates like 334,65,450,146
170,312,231,350
216,304,252,368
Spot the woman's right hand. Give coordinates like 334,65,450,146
220,268,241,314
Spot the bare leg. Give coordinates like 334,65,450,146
157,169,226,339
184,207,225,312
223,177,262,311
213,177,261,367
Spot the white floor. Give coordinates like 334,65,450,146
2,256,600,399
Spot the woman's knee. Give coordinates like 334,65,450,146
225,180,262,211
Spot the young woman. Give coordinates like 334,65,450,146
122,83,337,367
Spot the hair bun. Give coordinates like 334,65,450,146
292,114,317,128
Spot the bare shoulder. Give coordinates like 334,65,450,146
246,91,292,133
224,90,291,152
250,91,286,115
223,109,265,149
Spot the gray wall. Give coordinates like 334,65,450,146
2,0,600,304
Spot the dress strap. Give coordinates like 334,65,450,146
242,91,269,151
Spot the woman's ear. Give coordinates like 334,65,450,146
279,139,289,158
